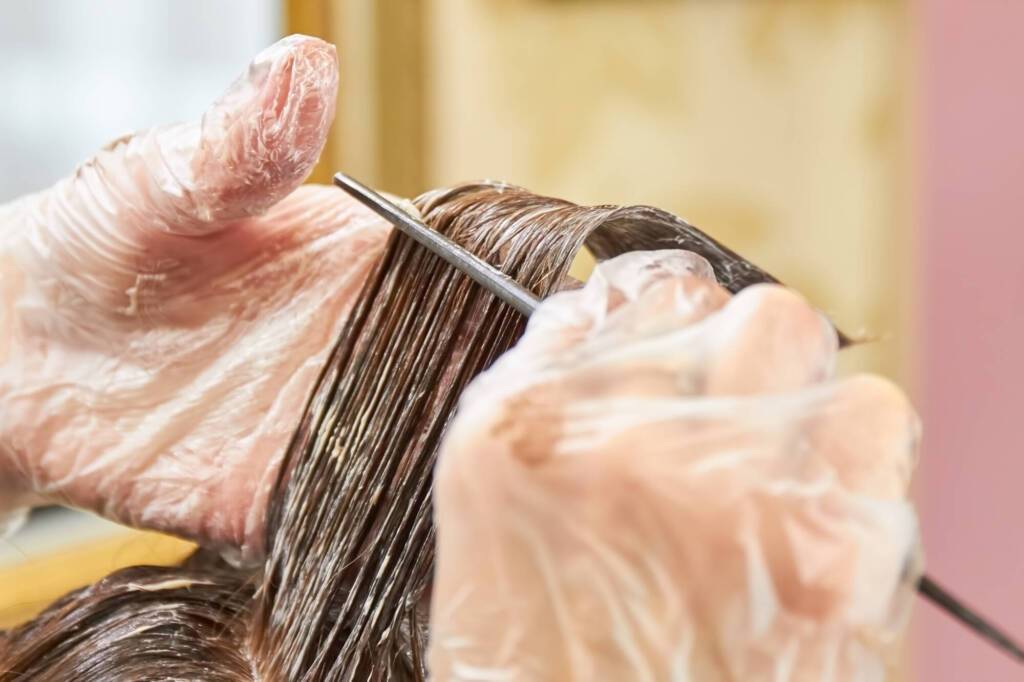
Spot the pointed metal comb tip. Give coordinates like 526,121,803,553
333,173,540,316
332,171,1024,666
918,575,1024,663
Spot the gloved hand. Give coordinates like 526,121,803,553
430,250,921,681
0,35,391,560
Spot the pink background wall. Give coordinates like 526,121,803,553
915,1,1024,679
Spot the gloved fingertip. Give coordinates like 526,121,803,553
806,374,920,498
590,250,716,310
703,284,838,395
511,251,721,365
190,35,339,226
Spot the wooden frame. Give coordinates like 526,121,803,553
289,0,428,197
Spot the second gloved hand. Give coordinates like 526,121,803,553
430,250,921,681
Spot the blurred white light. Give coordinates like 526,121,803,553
0,0,282,201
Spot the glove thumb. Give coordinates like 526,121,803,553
66,34,338,236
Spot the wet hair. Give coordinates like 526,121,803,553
0,183,812,681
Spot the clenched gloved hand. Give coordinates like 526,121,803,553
0,35,391,560
430,250,921,681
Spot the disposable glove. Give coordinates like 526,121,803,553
0,35,391,561
430,250,921,681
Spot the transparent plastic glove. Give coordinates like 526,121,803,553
430,250,922,681
0,35,392,560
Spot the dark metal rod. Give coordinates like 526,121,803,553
333,173,540,316
333,171,1023,666
918,575,1024,663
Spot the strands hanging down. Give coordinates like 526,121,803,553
1,183,791,681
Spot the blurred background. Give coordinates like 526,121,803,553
0,1,1020,680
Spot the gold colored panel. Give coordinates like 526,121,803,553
0,531,194,629
316,0,428,196
287,0,337,185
